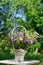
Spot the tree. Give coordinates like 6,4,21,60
0,0,43,62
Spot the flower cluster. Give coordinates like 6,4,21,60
11,31,30,42
10,26,39,50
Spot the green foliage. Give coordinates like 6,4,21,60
0,0,43,65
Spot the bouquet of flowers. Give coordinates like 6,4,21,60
10,25,39,50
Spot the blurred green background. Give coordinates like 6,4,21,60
0,0,43,65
